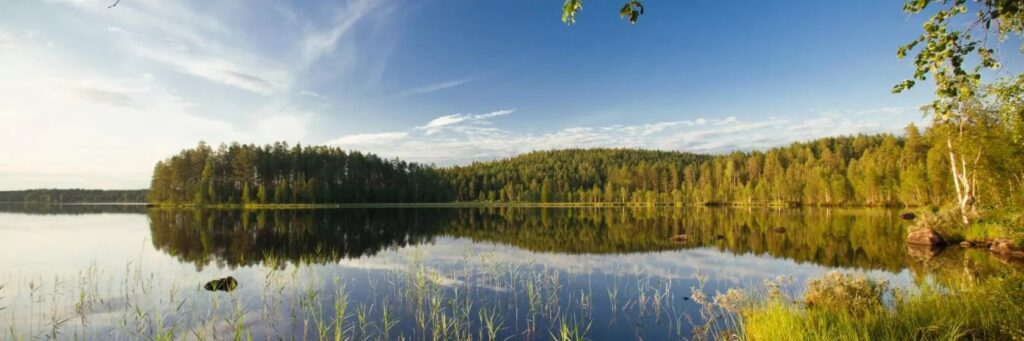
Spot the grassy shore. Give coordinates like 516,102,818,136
912,206,1024,246
739,271,1024,340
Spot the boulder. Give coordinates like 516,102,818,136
204,276,238,292
989,239,1019,254
900,212,916,221
959,241,974,248
907,228,945,246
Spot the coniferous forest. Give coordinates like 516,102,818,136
0,189,148,204
149,122,1024,207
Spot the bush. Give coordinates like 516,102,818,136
741,272,1024,340
911,206,965,240
803,271,887,315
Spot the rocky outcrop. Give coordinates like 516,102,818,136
907,228,946,246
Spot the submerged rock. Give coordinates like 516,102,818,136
900,212,916,221
907,228,945,246
715,234,726,240
906,244,942,260
204,276,238,292
772,227,787,233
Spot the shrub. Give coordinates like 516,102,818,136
802,271,887,315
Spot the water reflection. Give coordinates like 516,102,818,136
2,205,1021,340
147,207,909,272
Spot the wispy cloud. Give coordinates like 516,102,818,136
300,0,384,65
392,77,473,97
416,109,515,135
326,107,923,165
327,132,409,146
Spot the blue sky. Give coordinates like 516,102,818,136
1,0,1016,189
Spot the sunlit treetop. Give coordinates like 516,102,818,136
893,0,1023,122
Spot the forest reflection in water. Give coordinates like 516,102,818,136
3,205,1022,340
147,207,911,272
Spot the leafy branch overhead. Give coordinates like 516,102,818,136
562,0,644,25
894,0,1023,120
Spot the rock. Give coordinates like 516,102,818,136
1011,251,1024,258
715,234,726,240
901,212,916,221
906,244,942,260
671,234,688,242
959,241,974,248
772,227,786,233
989,239,1018,254
907,228,945,246
204,276,238,292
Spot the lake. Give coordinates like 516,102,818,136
1,205,1018,340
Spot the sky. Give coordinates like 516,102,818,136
1,0,1017,190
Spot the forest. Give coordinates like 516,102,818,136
146,142,453,205
0,189,148,204
149,121,1024,208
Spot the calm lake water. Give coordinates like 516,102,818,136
0,205,1018,340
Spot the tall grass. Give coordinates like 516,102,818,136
4,253,1020,340
741,272,1024,340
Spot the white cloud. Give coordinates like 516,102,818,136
327,132,409,146
417,109,516,135
326,107,923,166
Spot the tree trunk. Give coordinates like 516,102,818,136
947,132,976,225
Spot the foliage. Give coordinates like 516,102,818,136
802,271,887,316
914,205,968,237
561,0,643,25
148,142,452,205
895,0,1023,118
742,272,1024,340
150,122,1024,208
0,189,148,203
444,124,1023,207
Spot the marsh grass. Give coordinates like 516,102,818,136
741,271,1024,340
2,252,705,340
6,251,1018,340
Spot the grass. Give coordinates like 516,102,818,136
4,248,1022,340
740,271,1024,340
912,206,1024,246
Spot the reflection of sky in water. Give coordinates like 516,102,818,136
0,208,922,340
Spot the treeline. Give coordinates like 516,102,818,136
446,124,1023,207
0,189,148,203
442,149,709,203
150,123,1024,207
148,142,452,205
